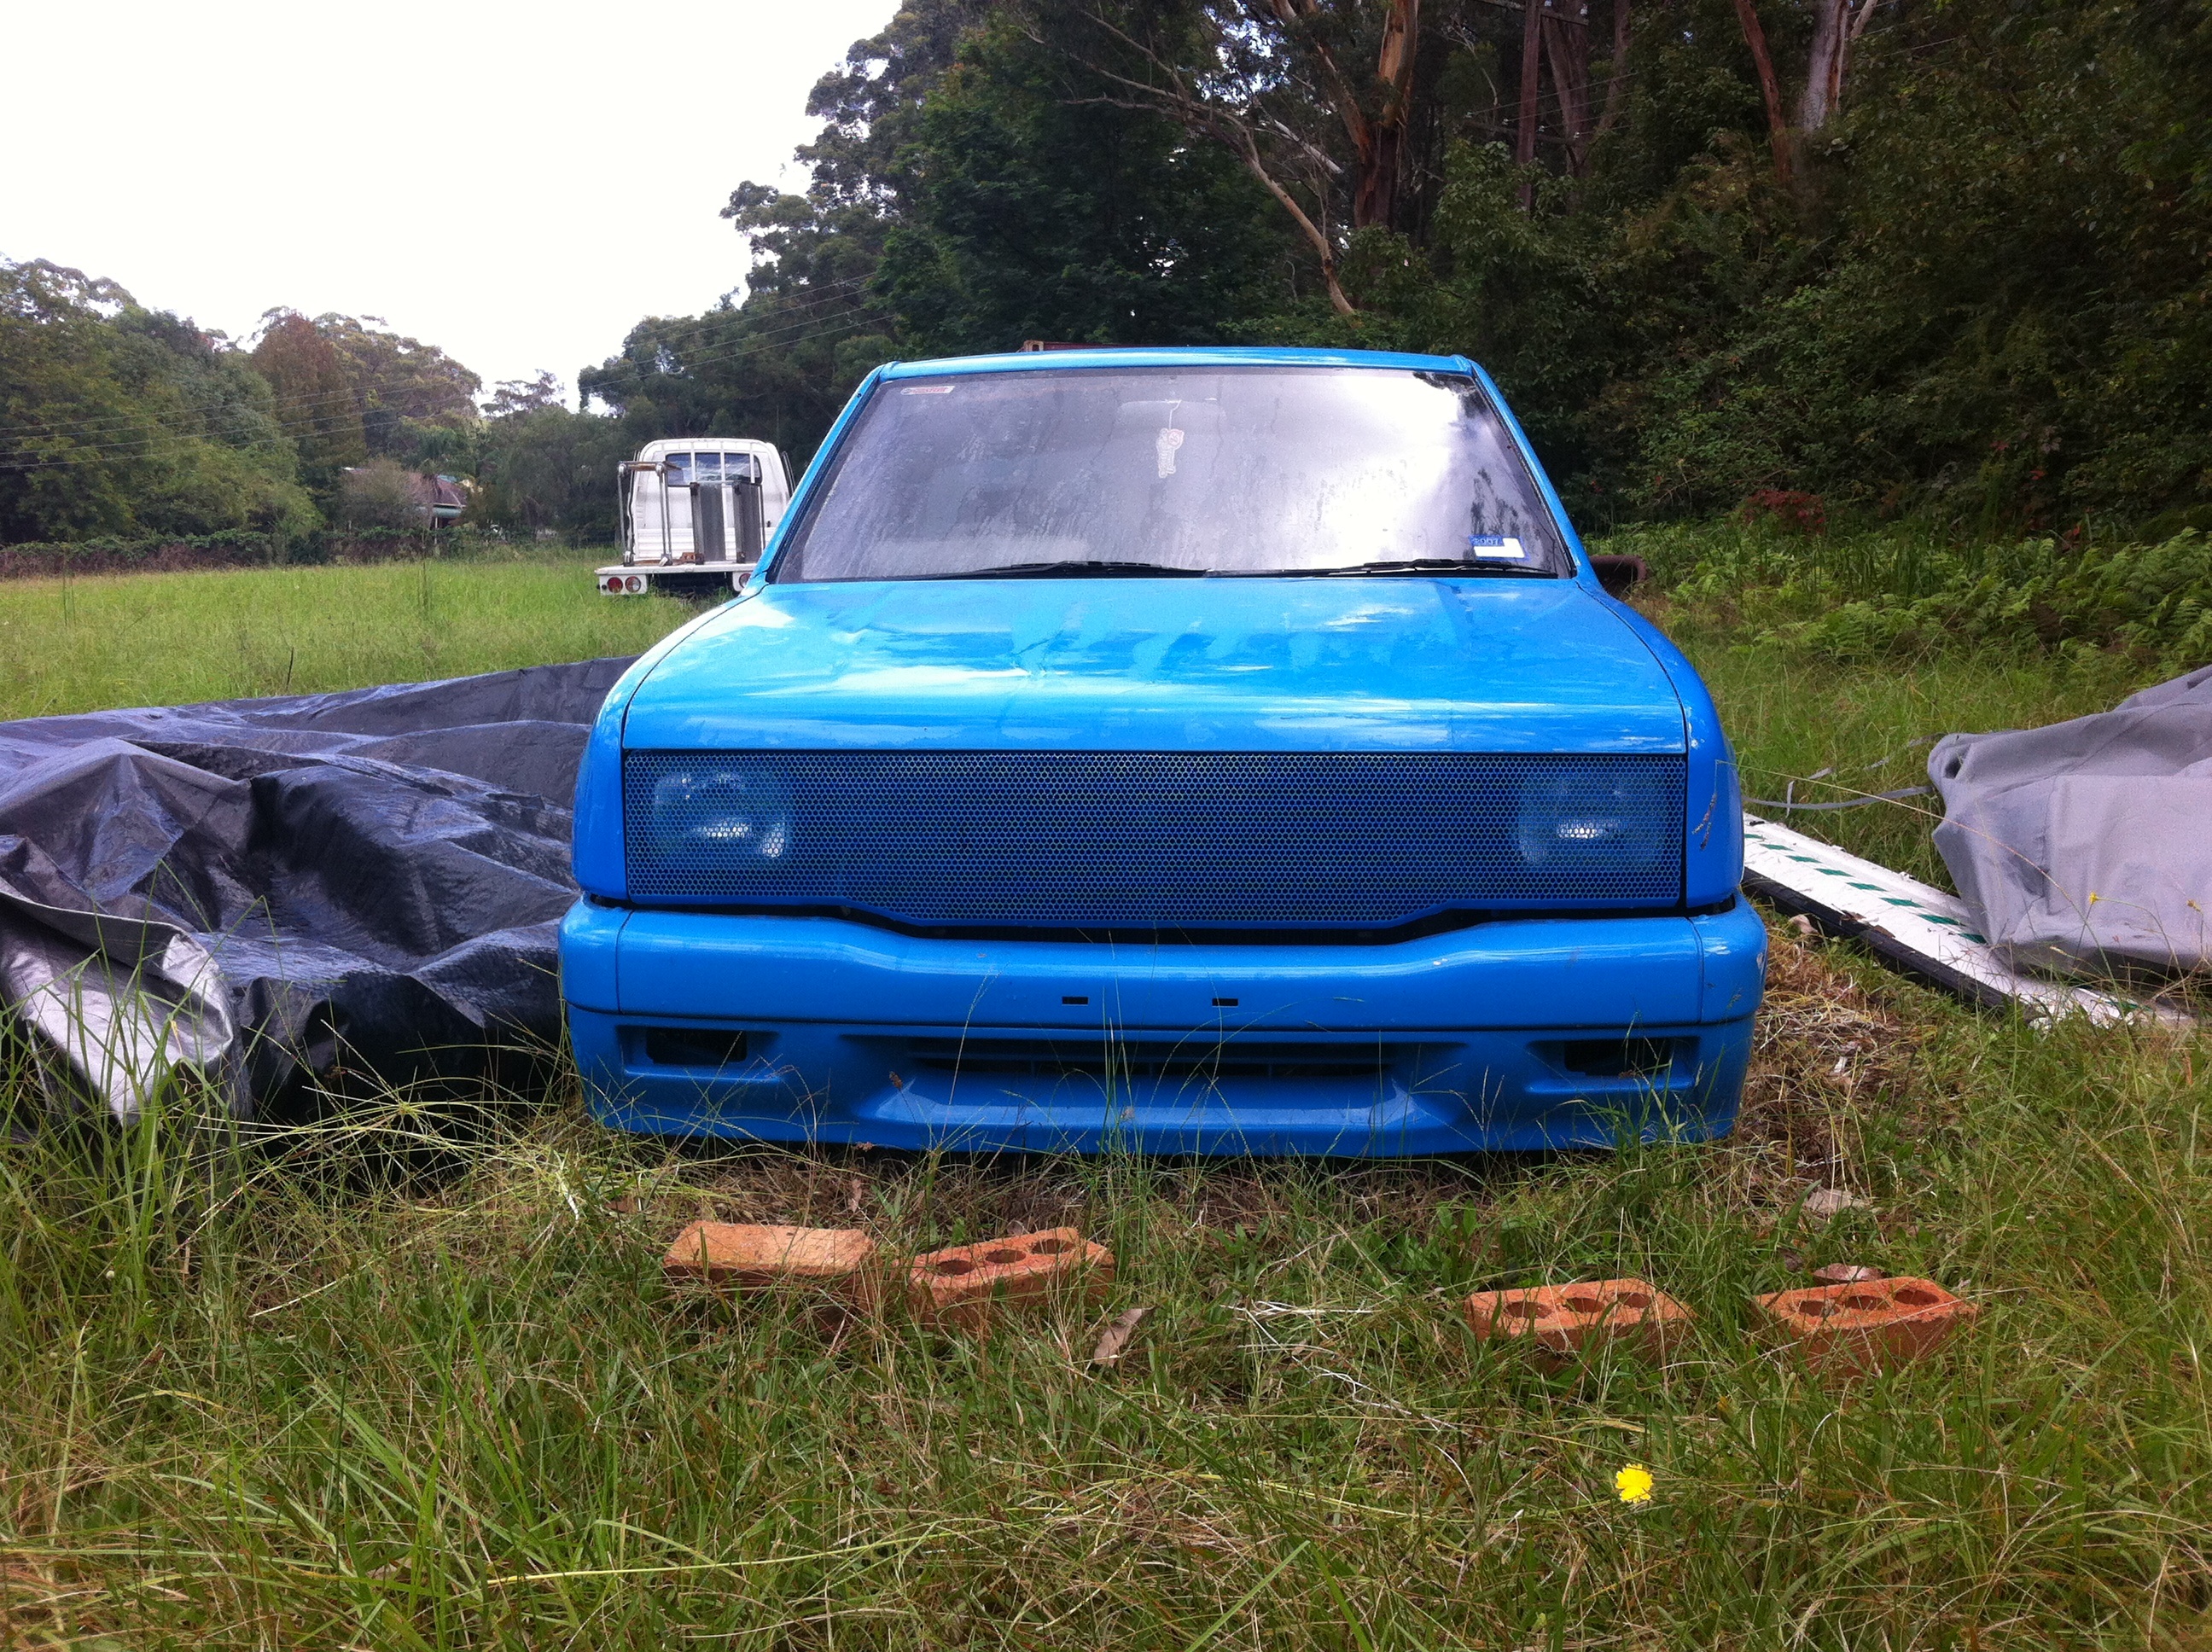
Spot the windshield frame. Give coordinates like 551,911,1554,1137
762,361,1580,586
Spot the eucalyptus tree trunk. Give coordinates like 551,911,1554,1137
1729,0,1796,185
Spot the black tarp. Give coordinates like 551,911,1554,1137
0,659,631,1120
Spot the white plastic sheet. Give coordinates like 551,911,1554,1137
1928,665,2212,978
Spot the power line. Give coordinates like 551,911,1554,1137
0,294,892,473
0,273,882,445
0,311,888,472
0,269,880,442
0,310,890,474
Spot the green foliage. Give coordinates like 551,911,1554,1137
1777,532,2212,664
0,527,292,582
250,309,486,505
1364,0,2212,531
0,260,317,546
812,0,2212,536
306,309,481,458
480,369,563,421
1615,519,2212,670
1238,0,2203,537
15,0,2210,548
579,0,1290,467
876,12,1295,354
474,404,636,539
247,310,369,496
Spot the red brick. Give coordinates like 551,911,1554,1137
905,1227,1114,1330
1463,1277,1692,1361
1752,1275,1977,1374
661,1223,882,1307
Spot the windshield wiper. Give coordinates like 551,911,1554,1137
939,559,1208,579
1294,557,1554,578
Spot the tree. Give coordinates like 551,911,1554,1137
474,406,636,538
482,371,565,420
1040,0,1434,313
1796,0,1879,133
1,260,314,544
0,261,146,539
309,312,481,456
338,457,434,529
1726,0,1794,186
876,11,1294,353
249,312,368,497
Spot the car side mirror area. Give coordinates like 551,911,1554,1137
1590,554,1650,600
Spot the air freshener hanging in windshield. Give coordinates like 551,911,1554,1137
1156,426,1185,479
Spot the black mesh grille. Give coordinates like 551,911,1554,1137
621,749,1685,929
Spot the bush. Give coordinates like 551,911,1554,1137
338,459,434,531
1778,532,2212,664
1610,522,2212,670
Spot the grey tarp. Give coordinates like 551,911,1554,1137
0,659,632,1120
1929,664,2212,978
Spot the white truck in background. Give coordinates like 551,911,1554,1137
595,438,792,597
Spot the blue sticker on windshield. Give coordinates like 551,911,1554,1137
1469,536,1525,559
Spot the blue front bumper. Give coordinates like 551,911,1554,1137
561,900,1765,1156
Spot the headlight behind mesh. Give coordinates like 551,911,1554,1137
647,765,793,861
1516,765,1672,870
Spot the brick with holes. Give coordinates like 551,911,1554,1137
905,1227,1114,1330
1752,1276,1977,1374
661,1223,882,1308
1463,1277,1692,1361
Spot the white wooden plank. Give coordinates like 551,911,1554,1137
1741,812,2189,1027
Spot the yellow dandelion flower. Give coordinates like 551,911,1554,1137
1615,1464,1655,1504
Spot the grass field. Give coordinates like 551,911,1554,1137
1,549,2207,1648
0,556,692,723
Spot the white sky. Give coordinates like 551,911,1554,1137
3,0,899,404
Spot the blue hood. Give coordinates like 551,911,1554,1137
618,577,1684,753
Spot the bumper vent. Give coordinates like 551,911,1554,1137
622,749,1685,931
903,1036,1395,1083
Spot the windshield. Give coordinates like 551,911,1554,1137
770,365,1571,582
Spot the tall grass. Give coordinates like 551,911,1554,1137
1,954,2207,1645
0,558,691,722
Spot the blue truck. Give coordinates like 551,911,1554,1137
561,346,1763,1155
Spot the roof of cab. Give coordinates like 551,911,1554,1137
634,437,782,459
882,346,1476,378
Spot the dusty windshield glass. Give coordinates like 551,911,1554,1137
771,366,1570,581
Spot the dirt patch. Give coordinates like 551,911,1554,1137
1729,924,1929,1207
